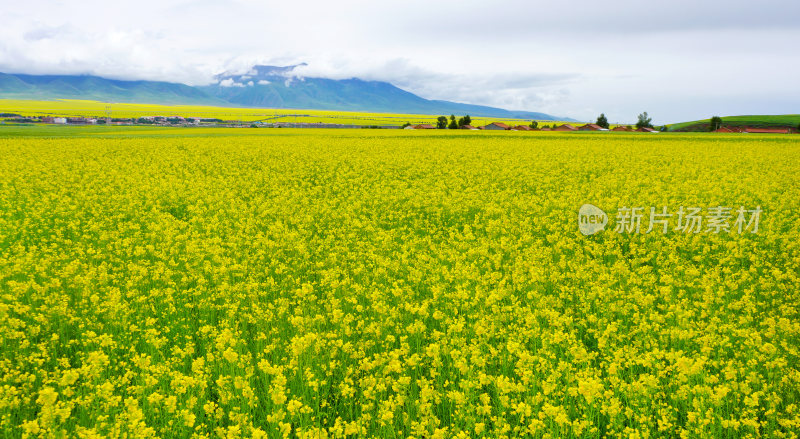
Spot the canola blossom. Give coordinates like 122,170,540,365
0,129,798,438
0,99,564,128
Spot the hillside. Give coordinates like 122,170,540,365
0,73,228,106
0,68,571,121
668,114,800,132
201,65,566,120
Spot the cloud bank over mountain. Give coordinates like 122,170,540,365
0,68,572,120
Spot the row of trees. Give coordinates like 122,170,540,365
413,112,796,132
408,111,676,131
438,111,656,130
435,115,472,129
594,112,657,130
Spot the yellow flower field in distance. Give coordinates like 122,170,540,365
0,127,798,438
0,99,572,128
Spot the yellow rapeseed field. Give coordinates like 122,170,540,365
0,99,565,128
0,128,798,438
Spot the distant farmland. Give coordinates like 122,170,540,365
0,99,572,129
668,114,800,132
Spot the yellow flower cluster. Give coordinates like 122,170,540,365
0,129,798,438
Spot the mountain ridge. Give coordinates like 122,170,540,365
0,67,573,121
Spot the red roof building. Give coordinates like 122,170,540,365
578,123,605,131
553,124,578,131
483,122,510,130
611,126,632,131
743,127,789,134
637,127,658,132
412,124,435,129
513,125,533,131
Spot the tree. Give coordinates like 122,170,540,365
448,114,458,129
457,115,472,127
529,120,539,129
636,112,653,129
709,116,723,132
436,116,448,129
796,121,800,133
596,113,609,129
401,122,411,129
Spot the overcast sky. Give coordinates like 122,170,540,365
1,0,798,123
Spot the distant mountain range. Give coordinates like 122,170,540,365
0,72,225,106
0,66,571,120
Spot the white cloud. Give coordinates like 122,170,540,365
218,78,244,88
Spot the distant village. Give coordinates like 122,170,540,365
405,122,660,132
1,114,797,133
33,115,209,126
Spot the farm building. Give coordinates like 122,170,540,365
637,127,658,133
612,126,632,131
578,124,608,131
540,127,552,131
513,125,533,131
460,125,478,130
743,127,790,134
411,124,435,129
714,126,739,133
553,124,577,131
483,122,510,130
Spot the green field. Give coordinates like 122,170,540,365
668,115,800,132
1,127,799,438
